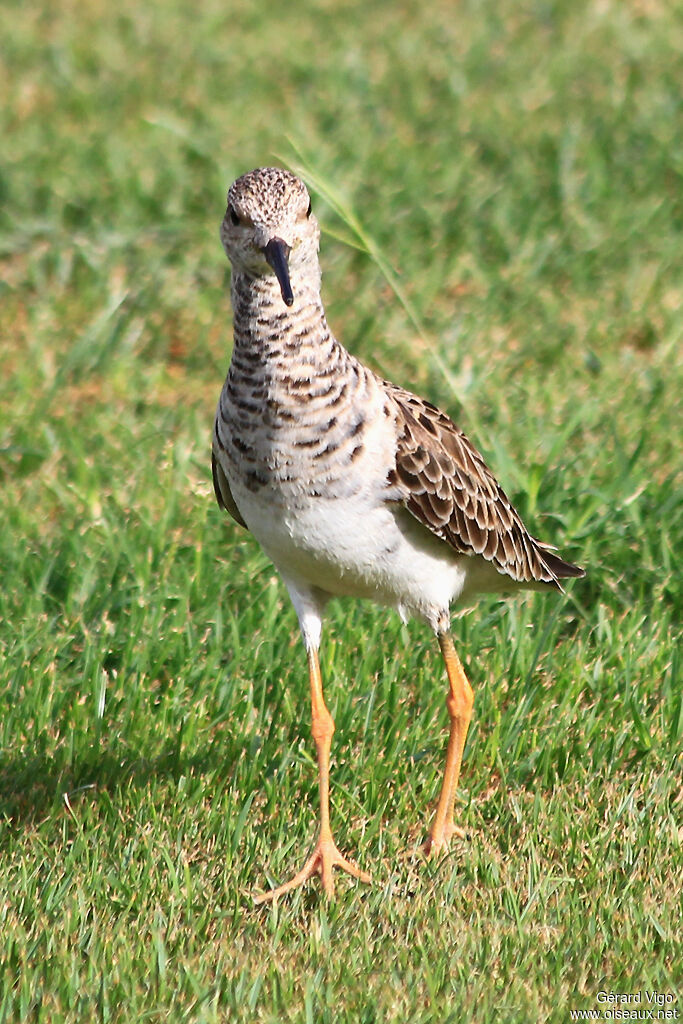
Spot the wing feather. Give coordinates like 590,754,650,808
211,449,248,530
384,381,583,587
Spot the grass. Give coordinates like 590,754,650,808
1,0,681,1020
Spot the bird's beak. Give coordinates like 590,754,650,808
263,237,294,307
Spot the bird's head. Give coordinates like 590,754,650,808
220,167,320,307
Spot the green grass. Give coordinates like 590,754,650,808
1,0,681,1020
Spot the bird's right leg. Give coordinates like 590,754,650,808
254,645,371,903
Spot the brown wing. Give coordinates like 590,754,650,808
212,449,248,530
385,383,583,588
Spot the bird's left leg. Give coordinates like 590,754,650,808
424,631,474,855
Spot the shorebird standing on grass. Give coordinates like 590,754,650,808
212,167,584,903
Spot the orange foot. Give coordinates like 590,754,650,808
253,833,372,904
422,822,469,858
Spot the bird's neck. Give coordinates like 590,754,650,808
229,269,344,381
221,266,370,465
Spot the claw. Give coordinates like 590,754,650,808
423,823,469,858
253,833,371,904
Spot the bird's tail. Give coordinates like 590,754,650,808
538,547,586,582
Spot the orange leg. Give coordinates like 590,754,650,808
424,631,474,856
254,647,371,903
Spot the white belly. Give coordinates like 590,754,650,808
229,468,476,628
219,374,510,634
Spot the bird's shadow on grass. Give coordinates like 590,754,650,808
0,732,242,832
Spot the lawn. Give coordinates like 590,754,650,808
1,0,681,1020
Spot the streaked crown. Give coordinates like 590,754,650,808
227,167,310,228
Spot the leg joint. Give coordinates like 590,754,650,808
311,704,335,745
446,681,474,721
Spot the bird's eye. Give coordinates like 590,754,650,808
229,205,240,226
306,199,312,218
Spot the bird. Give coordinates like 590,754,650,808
212,166,584,903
